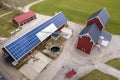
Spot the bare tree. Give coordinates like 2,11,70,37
0,0,5,8
0,0,29,11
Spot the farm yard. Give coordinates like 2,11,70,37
0,0,120,80
30,0,120,35
0,8,11,15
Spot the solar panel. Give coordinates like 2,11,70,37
4,12,67,61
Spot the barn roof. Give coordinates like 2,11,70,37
80,23,101,43
4,12,67,61
88,8,110,28
13,11,35,23
100,31,112,41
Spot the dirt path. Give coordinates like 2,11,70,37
0,11,13,18
95,63,120,79
22,0,43,12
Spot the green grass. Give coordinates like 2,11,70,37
79,70,117,80
30,0,120,35
0,8,11,15
29,0,38,3
106,58,120,70
0,13,17,37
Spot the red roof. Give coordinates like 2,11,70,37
66,69,76,78
13,11,35,23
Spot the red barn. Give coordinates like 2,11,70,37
12,11,36,26
87,8,110,31
77,8,112,54
77,23,101,54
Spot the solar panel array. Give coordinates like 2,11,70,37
4,12,67,61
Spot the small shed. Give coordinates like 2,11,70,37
61,27,72,39
98,31,112,46
12,11,36,26
51,32,60,40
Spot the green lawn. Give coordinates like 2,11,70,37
106,58,120,70
30,0,120,35
0,8,11,15
0,13,17,37
29,0,38,3
79,70,117,80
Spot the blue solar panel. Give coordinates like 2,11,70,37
4,12,67,61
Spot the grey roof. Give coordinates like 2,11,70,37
80,23,101,43
88,8,110,28
80,25,93,35
100,31,112,41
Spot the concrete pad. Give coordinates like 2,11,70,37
19,52,51,80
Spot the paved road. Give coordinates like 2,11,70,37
35,38,72,80
95,63,120,79
0,48,25,80
22,0,43,12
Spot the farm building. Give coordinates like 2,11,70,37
77,8,112,54
2,12,67,66
12,11,36,26
87,8,110,30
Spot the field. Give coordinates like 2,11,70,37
30,0,120,35
0,8,11,15
78,70,117,80
106,58,120,70
0,12,17,37
0,0,38,37
29,0,38,4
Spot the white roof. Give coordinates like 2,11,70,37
100,40,109,47
61,27,72,39
98,37,110,47
36,23,57,41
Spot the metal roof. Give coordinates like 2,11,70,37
80,25,93,35
88,8,110,28
13,11,35,23
80,23,101,43
4,12,67,61
100,31,112,41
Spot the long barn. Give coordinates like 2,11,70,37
2,12,67,66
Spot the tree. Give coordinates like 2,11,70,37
0,0,29,11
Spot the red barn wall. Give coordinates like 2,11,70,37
77,36,94,54
87,18,103,31
12,19,19,25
